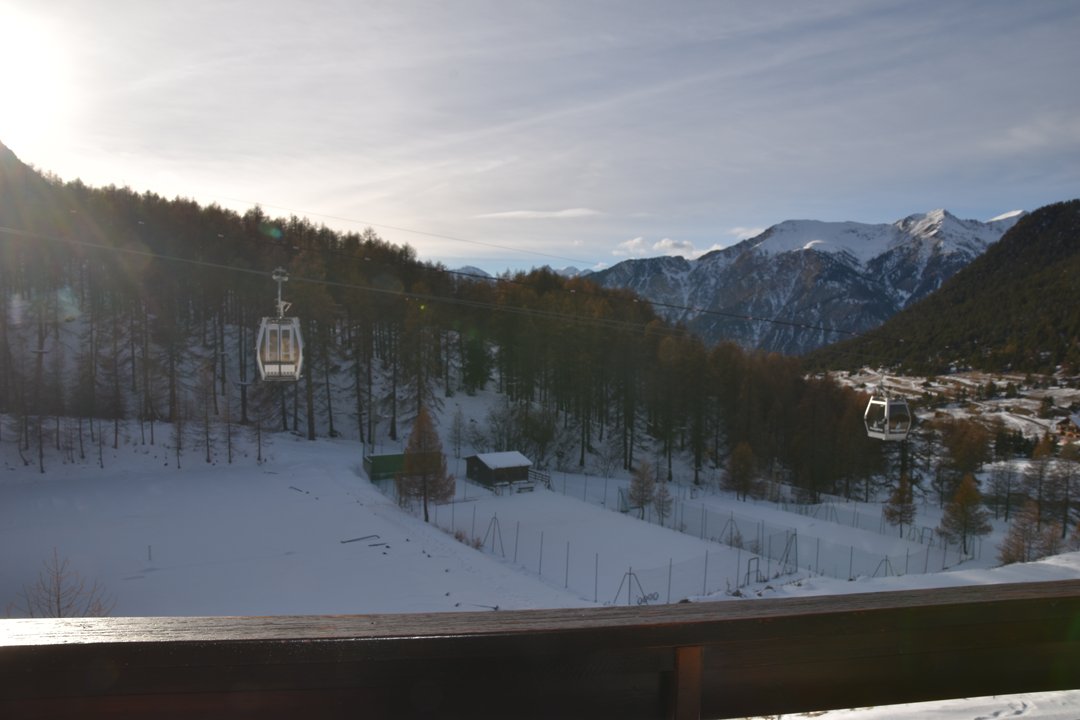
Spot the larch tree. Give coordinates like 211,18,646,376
999,500,1061,564
725,441,758,501
628,460,656,519
937,473,992,555
883,473,916,537
1025,434,1057,530
395,406,454,523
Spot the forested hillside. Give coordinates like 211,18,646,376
0,142,885,497
807,200,1080,375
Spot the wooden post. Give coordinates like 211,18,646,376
670,645,703,720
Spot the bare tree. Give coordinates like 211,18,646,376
9,548,114,618
654,481,673,527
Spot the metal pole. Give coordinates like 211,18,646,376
514,521,520,564
667,558,673,604
594,553,598,603
565,541,570,588
703,549,709,595
539,531,544,576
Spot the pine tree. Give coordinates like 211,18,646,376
395,406,454,523
883,473,916,537
937,473,991,555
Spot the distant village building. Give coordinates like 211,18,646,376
1056,414,1080,440
465,451,532,487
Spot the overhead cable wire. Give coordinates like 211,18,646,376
0,222,889,358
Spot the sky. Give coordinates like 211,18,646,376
1,0,1078,274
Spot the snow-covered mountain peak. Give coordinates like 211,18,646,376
744,210,1019,267
590,205,1028,355
749,219,903,265
893,208,1021,258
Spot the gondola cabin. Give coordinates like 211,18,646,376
256,267,304,382
864,394,911,441
256,316,303,381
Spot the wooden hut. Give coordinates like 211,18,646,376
465,452,532,488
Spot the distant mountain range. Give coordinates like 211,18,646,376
806,199,1080,374
590,210,1023,355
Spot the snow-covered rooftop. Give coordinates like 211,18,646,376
471,451,532,469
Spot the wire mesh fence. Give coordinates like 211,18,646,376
374,468,975,606
425,499,767,604
544,473,975,581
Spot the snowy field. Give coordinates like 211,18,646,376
3,425,1080,718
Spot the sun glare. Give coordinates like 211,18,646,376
0,8,73,157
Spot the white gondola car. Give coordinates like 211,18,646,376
864,389,911,441
256,268,304,382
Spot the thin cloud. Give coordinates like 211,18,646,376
653,237,695,255
474,208,603,220
613,237,650,257
613,236,702,259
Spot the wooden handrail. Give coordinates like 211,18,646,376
2,580,1080,719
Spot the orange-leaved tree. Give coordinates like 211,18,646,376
395,406,454,523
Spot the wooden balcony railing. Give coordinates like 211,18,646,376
2,579,1080,719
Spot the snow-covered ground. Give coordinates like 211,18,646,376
3,424,1079,718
